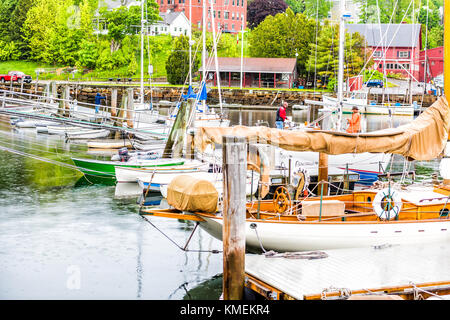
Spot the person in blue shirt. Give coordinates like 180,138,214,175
95,92,106,113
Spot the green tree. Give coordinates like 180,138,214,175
248,8,316,77
306,21,370,87
426,25,444,48
284,0,304,14
302,0,332,19
166,35,197,85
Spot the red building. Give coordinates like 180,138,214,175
346,24,422,80
419,46,444,83
199,57,298,88
157,0,247,33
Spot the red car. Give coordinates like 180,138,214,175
0,71,32,83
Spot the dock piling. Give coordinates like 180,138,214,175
222,135,247,300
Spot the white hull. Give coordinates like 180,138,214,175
65,129,110,139
323,96,415,116
114,160,210,183
198,216,450,252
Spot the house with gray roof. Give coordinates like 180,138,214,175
346,23,422,80
149,11,190,37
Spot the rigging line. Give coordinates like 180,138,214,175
139,214,222,254
313,0,320,93
354,0,410,81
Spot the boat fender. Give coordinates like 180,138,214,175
372,188,402,220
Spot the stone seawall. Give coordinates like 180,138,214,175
0,82,439,108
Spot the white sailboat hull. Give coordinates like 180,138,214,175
198,216,450,252
114,160,210,183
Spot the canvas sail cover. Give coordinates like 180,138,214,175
167,175,219,213
194,97,449,197
195,97,450,161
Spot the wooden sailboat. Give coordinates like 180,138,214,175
142,90,450,252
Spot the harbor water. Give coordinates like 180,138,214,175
0,109,440,299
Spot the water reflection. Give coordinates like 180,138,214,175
0,108,420,300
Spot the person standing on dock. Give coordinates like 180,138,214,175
346,106,361,133
95,92,106,113
276,101,287,129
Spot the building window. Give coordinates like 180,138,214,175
373,51,382,58
225,11,229,19
232,0,235,5
232,24,235,30
398,51,410,58
232,12,234,20
218,11,221,18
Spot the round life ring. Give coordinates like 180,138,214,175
372,188,403,220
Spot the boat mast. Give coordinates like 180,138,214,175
202,0,207,108
140,0,145,105
445,0,449,97
337,0,346,131
189,0,192,86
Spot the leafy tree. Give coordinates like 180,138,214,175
100,1,160,53
306,21,370,86
302,0,332,19
426,25,444,48
248,8,316,77
247,0,288,29
357,0,416,23
284,0,304,14
166,35,198,85
0,0,18,42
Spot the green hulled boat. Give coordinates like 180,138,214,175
71,157,186,177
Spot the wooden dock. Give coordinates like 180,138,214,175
244,242,450,300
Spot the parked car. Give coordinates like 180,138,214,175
0,71,32,83
365,79,384,88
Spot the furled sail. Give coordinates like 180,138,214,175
195,96,450,161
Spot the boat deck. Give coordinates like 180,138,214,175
245,242,450,300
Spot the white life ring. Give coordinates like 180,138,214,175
372,188,403,220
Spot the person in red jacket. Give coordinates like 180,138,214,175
346,106,361,133
276,101,287,129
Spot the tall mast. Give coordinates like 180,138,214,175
140,0,145,104
202,0,207,108
337,0,346,131
189,0,192,86
445,0,449,97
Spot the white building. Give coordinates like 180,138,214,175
149,11,191,37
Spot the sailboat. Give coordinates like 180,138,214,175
141,0,450,252
142,95,450,252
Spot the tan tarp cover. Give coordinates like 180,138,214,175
195,96,450,161
194,97,449,197
167,175,219,213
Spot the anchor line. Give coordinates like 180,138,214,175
139,214,222,254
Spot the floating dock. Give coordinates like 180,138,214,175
244,242,450,300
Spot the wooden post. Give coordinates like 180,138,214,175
222,135,247,300
111,88,118,119
318,152,328,196
126,88,134,128
259,73,261,88
64,85,70,117
162,98,195,158
186,130,195,160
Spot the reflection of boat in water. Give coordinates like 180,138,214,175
182,274,223,300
